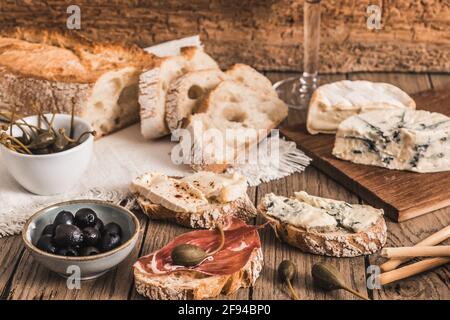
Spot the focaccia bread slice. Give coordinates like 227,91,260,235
130,171,257,228
134,217,263,300
185,80,288,173
0,28,156,137
332,109,450,173
306,80,416,135
139,46,219,139
258,191,387,257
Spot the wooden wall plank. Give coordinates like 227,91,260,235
429,74,450,90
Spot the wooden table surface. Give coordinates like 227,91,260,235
1,72,449,300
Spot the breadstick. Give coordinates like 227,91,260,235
381,246,450,258
379,257,450,286
380,225,450,272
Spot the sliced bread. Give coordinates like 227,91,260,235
258,191,387,257
165,68,226,131
165,64,276,132
139,46,219,139
130,171,257,229
185,80,288,172
134,248,262,300
133,217,263,300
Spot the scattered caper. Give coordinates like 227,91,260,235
278,260,300,300
312,262,369,300
171,225,225,267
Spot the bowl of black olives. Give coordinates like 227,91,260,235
22,199,140,280
0,113,94,195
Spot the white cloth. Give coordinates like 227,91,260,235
0,124,310,237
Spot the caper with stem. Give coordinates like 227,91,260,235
312,262,369,300
171,225,225,267
278,260,300,300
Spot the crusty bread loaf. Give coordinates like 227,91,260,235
134,247,262,300
135,193,257,229
139,46,219,139
0,28,156,137
186,80,288,172
225,63,277,97
258,194,387,257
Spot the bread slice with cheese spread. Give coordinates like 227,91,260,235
258,191,387,257
130,171,257,228
306,80,416,135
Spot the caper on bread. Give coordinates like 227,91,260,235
130,171,257,229
258,191,387,257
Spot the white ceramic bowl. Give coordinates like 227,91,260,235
0,114,94,195
22,199,140,280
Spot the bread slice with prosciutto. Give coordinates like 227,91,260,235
139,46,219,139
133,217,263,300
129,171,257,229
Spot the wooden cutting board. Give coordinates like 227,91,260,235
281,88,450,222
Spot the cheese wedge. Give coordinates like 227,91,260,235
306,80,416,135
333,109,450,173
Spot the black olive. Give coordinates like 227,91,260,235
57,247,78,257
103,222,122,237
36,235,56,254
53,224,84,247
82,227,100,246
41,224,55,236
53,210,74,226
79,246,101,256
32,147,51,155
92,218,104,232
100,233,121,252
74,208,98,229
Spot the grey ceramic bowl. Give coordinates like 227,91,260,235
22,199,140,280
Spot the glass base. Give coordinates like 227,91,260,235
273,75,318,110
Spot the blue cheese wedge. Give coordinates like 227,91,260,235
262,191,383,233
333,109,450,173
306,80,415,135
130,171,247,213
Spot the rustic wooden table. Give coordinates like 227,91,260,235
1,72,449,300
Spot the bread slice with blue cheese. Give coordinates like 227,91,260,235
306,80,416,135
258,191,387,257
333,109,450,173
130,171,256,228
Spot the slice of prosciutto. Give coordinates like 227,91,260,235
134,217,262,276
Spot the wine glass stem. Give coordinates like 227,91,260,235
300,0,321,94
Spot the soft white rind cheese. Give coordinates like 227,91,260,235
130,171,248,213
262,191,383,233
332,109,450,173
306,80,415,135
